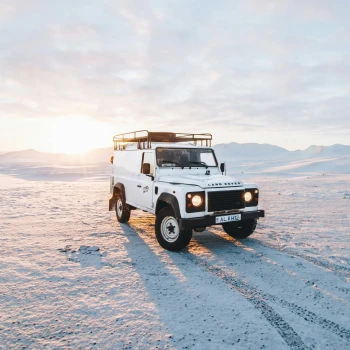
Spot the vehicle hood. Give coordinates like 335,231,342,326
157,174,243,188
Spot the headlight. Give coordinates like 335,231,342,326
244,191,252,203
192,195,203,207
186,191,205,212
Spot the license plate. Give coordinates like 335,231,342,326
215,214,241,224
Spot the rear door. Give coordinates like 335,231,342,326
137,152,155,210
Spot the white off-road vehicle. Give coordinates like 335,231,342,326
109,131,264,251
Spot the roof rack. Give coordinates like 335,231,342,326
113,130,212,150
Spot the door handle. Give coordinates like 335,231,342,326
137,185,141,188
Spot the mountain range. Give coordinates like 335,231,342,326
0,143,349,164
214,142,350,159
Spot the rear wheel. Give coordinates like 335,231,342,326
222,219,257,239
155,207,192,251
115,193,131,223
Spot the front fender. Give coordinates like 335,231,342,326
156,193,181,219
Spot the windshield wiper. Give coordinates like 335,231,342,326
160,160,209,169
186,161,209,168
160,160,182,167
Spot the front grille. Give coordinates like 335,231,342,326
208,190,245,212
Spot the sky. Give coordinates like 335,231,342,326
0,0,349,153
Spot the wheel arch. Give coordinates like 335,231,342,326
113,182,126,198
156,193,181,219
109,182,126,211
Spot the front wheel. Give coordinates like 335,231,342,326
155,207,192,251
115,193,131,223
222,219,257,239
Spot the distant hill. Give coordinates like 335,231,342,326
0,148,113,164
0,143,349,165
214,143,350,161
225,156,350,175
294,144,350,158
0,149,56,163
214,143,350,175
214,142,289,160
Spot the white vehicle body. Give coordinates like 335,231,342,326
109,131,264,251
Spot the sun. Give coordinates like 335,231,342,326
50,116,110,154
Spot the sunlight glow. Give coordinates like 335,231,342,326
50,116,111,154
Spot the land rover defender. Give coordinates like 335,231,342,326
109,130,264,251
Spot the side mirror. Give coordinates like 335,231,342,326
142,163,151,175
220,162,225,174
110,156,114,164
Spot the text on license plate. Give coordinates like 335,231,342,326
215,214,241,224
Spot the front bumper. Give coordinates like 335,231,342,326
179,210,265,229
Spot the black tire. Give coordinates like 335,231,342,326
115,193,131,223
222,219,257,239
155,207,192,251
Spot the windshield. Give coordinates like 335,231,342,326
156,148,217,168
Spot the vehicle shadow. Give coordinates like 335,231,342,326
121,219,318,349
192,228,242,249
119,223,196,349
191,226,301,274
119,221,252,349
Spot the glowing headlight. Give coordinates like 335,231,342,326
244,192,252,203
192,195,203,207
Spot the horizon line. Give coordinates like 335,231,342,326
1,141,350,156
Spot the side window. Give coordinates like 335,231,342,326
141,152,155,175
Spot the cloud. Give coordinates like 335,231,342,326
241,0,338,21
0,0,349,149
50,24,99,40
0,1,30,21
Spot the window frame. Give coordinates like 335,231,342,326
141,151,155,175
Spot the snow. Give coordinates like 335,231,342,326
0,155,350,349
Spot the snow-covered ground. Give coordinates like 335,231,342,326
0,161,350,349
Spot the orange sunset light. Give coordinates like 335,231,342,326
50,117,111,154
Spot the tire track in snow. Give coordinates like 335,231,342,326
247,237,350,278
130,221,308,349
180,252,350,343
180,252,309,350
130,219,350,345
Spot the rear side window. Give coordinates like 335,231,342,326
141,152,155,175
